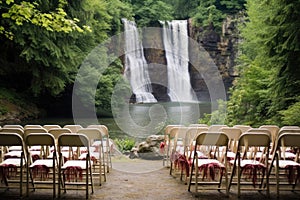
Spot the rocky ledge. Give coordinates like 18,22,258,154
129,135,165,160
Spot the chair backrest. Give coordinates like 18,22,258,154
0,128,24,137
280,125,300,130
278,127,300,137
276,132,300,147
238,132,271,161
24,125,43,129
0,132,25,146
25,133,56,159
208,124,228,132
43,125,61,131
170,127,190,146
259,125,279,137
77,128,103,145
238,132,271,147
3,125,24,130
86,125,108,136
185,127,209,148
58,133,89,147
275,132,300,161
188,124,208,128
195,131,229,146
48,128,72,139
233,125,252,133
63,125,83,133
164,125,184,135
219,127,242,153
24,128,47,138
25,133,56,146
248,128,271,136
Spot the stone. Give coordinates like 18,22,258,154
130,134,165,160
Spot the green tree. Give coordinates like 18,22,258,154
0,0,132,99
0,0,94,96
192,0,245,32
226,0,300,126
132,0,173,27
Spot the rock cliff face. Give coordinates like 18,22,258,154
188,16,240,101
130,16,240,102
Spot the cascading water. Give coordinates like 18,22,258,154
122,19,157,103
161,20,196,102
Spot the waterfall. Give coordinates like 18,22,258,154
122,19,157,103
161,20,196,102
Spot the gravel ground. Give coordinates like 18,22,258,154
1,158,300,199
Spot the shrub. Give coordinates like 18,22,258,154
114,137,136,153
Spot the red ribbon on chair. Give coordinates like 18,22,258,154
159,142,165,154
31,165,50,180
177,154,189,177
64,166,83,182
198,163,223,181
31,155,40,162
285,165,300,184
242,164,265,187
0,164,18,178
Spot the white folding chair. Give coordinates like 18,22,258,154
58,133,94,199
181,127,208,183
268,132,300,197
0,133,27,197
228,131,271,197
63,125,83,133
233,125,252,133
25,133,57,198
87,125,112,173
43,124,61,132
169,127,190,177
77,128,106,185
188,132,229,196
3,125,24,130
162,124,184,167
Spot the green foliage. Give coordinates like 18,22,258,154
0,87,26,106
96,59,125,115
199,99,227,125
226,0,300,127
226,62,273,126
0,0,90,40
171,0,199,19
280,100,300,126
191,0,245,32
132,0,173,27
0,105,8,115
0,0,132,99
114,137,136,153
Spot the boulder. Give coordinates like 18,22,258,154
130,135,165,160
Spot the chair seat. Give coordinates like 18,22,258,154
197,158,225,168
30,159,54,168
8,146,22,151
276,160,300,168
230,159,266,168
4,151,22,159
280,152,296,160
0,158,24,167
62,160,92,170
227,151,236,160
79,152,100,160
189,150,208,159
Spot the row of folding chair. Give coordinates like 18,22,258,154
0,124,113,199
0,132,96,199
163,124,300,198
0,124,113,173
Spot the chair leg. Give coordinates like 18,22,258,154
188,160,195,192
